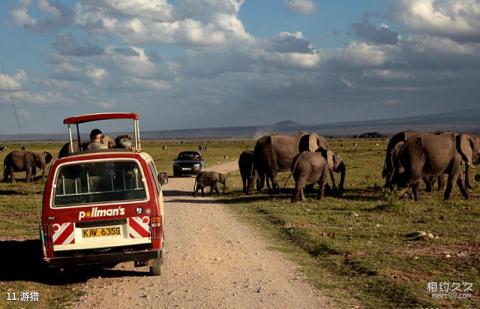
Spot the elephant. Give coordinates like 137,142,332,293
291,151,330,202
392,133,479,201
58,141,91,158
115,135,133,149
317,148,346,194
238,151,255,194
383,130,462,192
193,171,226,197
238,151,270,193
383,130,419,187
0,146,6,152
248,132,329,194
3,150,53,182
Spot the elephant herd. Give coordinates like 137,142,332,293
239,130,480,203
2,134,134,183
382,130,479,201
238,132,346,202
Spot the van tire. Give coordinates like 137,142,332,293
149,252,164,276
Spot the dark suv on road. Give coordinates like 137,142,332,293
173,151,204,176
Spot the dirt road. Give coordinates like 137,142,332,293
76,161,331,308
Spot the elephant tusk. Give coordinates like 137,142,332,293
466,162,476,169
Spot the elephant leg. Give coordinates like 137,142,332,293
26,168,32,182
456,172,469,199
412,183,420,201
201,187,205,197
266,175,271,191
437,175,445,191
328,169,337,191
444,173,459,201
247,170,258,195
397,187,410,199
317,182,324,200
256,174,264,191
424,176,433,192
268,175,279,193
215,183,220,196
292,177,305,203
242,177,247,193
465,165,473,189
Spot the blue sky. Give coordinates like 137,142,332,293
0,0,479,134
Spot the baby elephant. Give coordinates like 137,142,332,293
291,151,330,202
193,171,226,197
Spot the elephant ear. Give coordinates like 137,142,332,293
307,132,329,152
43,152,53,164
458,134,474,164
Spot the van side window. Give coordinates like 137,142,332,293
148,162,161,195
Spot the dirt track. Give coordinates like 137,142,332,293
76,161,331,308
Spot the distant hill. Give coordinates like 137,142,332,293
1,108,479,141
272,120,301,127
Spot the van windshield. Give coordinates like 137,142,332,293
53,161,147,207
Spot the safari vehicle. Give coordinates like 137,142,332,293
173,151,204,176
41,113,167,275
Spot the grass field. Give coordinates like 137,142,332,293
0,138,479,308
221,138,480,308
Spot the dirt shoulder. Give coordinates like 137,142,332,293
76,161,332,308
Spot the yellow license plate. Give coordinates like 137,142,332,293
82,226,121,238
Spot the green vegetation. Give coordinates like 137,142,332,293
0,138,478,308
221,138,480,308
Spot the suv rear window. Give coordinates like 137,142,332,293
53,161,147,207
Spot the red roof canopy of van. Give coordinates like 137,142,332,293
63,112,140,124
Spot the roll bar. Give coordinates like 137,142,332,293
63,112,141,153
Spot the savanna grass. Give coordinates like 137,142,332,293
221,138,480,308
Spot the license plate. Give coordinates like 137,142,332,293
182,168,191,171
83,226,121,238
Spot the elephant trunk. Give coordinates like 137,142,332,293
338,162,346,194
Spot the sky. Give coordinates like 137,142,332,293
0,0,480,134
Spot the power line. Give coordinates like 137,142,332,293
1,62,24,141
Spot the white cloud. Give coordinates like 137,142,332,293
363,69,413,80
98,100,115,109
284,0,317,15
395,0,480,41
334,41,389,67
85,65,107,84
38,0,61,17
10,0,73,31
0,70,27,91
75,0,252,46
407,35,476,55
11,0,37,29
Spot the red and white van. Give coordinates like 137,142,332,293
41,113,166,275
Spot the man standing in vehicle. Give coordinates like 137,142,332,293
88,128,108,150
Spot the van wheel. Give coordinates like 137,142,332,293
149,252,164,276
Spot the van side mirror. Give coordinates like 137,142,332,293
158,172,168,185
